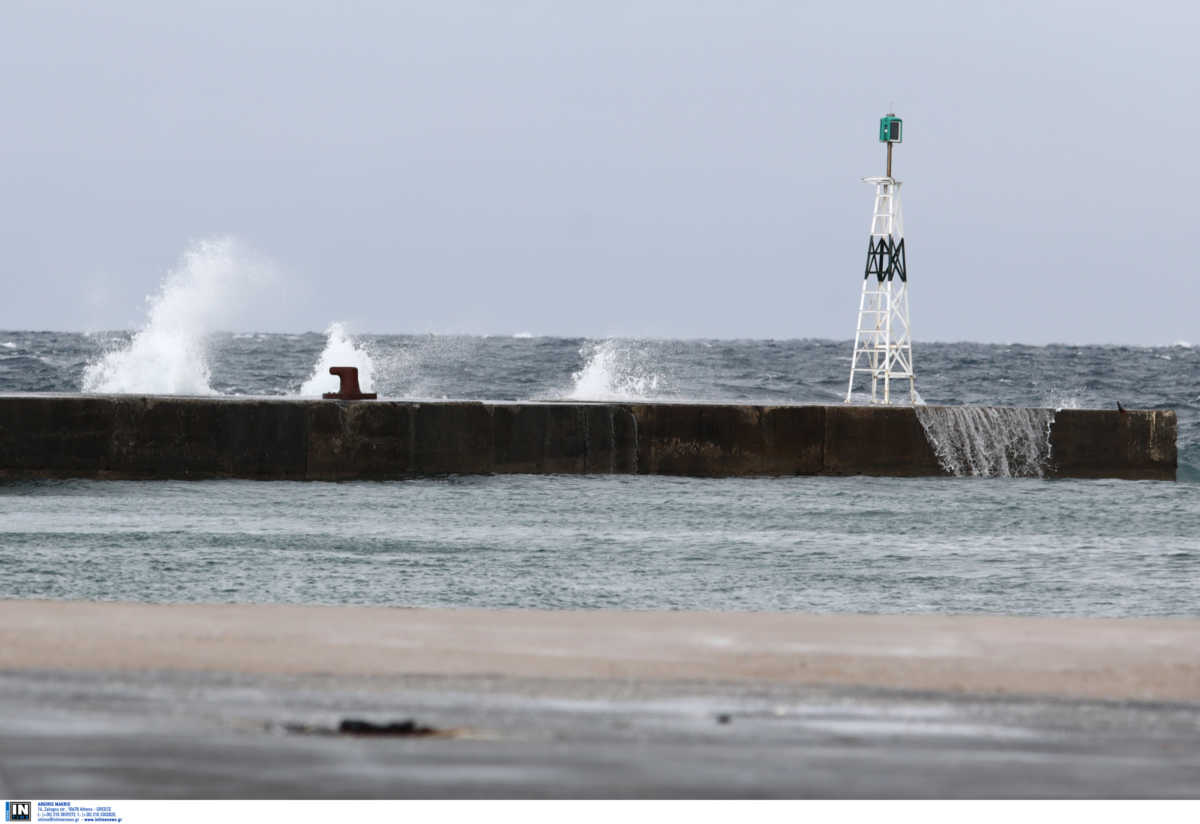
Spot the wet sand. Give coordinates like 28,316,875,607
4,600,1199,797
3,600,1198,701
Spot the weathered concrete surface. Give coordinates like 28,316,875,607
0,395,1176,480
1050,408,1177,480
0,395,308,480
824,404,943,477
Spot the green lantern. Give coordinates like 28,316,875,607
879,115,903,144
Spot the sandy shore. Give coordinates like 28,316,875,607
3,599,1197,702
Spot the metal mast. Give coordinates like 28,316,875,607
845,113,916,404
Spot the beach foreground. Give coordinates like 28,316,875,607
2,600,1198,798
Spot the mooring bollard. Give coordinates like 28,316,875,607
322,366,377,400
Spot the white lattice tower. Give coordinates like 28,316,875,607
845,114,915,405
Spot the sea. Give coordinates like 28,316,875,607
1,319,1197,618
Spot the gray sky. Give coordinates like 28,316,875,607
2,0,1196,343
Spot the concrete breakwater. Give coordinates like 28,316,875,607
0,395,1176,481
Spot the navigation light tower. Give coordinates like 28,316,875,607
845,113,916,404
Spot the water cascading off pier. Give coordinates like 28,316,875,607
915,406,1056,478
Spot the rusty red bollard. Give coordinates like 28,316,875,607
322,366,377,400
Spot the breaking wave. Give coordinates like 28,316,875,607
81,237,272,394
299,322,376,396
566,339,665,401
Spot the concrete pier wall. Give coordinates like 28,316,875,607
0,395,1176,481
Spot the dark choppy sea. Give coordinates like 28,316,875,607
1,330,1197,616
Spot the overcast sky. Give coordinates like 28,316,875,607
2,0,1196,343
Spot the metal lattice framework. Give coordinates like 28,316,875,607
845,175,916,404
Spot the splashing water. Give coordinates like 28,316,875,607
566,339,664,400
81,237,272,394
299,323,376,396
915,406,1055,478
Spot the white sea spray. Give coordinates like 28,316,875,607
299,322,376,396
81,237,273,394
566,339,665,400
